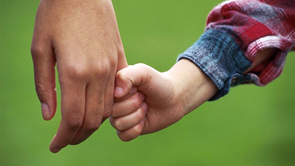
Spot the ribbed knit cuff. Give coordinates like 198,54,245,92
177,29,252,101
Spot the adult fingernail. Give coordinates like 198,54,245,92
114,87,123,96
41,103,50,120
129,87,137,94
51,148,61,153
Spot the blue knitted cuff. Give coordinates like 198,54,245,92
177,29,252,101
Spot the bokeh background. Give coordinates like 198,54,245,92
1,0,294,166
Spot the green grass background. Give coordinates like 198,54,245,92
1,0,294,166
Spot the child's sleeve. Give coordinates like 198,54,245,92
177,0,295,100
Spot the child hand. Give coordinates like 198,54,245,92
109,60,218,141
109,63,184,141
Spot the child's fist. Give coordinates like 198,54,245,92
110,60,218,141
110,64,184,141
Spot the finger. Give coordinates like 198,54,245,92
114,87,138,102
114,73,134,100
49,80,85,153
117,118,145,142
114,42,129,99
31,40,57,120
101,67,116,123
112,92,145,118
114,42,131,99
70,76,106,145
110,102,148,131
116,44,128,71
114,64,156,99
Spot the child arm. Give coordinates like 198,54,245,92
110,59,218,141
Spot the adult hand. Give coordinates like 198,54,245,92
31,0,127,153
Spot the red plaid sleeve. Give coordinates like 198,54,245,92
206,0,295,86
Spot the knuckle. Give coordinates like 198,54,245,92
114,119,128,131
92,63,111,78
84,120,101,131
63,64,88,80
134,63,149,70
117,124,125,131
135,109,145,120
109,58,117,70
133,125,143,135
113,119,122,130
35,82,47,95
118,132,132,142
133,63,153,79
35,82,46,93
31,44,44,58
65,117,83,131
130,95,142,109
84,61,114,81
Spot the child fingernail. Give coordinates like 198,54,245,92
116,130,121,135
142,102,148,111
114,87,123,96
41,103,50,120
140,118,145,124
129,87,137,94
139,93,145,100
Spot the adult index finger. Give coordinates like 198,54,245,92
49,78,86,153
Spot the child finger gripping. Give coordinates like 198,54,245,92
109,59,218,141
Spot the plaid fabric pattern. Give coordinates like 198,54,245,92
206,0,295,86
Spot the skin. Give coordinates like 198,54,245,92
31,0,278,151
110,48,278,141
31,0,127,153
110,59,218,141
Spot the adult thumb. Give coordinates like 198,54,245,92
31,42,57,121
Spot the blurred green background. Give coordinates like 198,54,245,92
1,0,294,166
